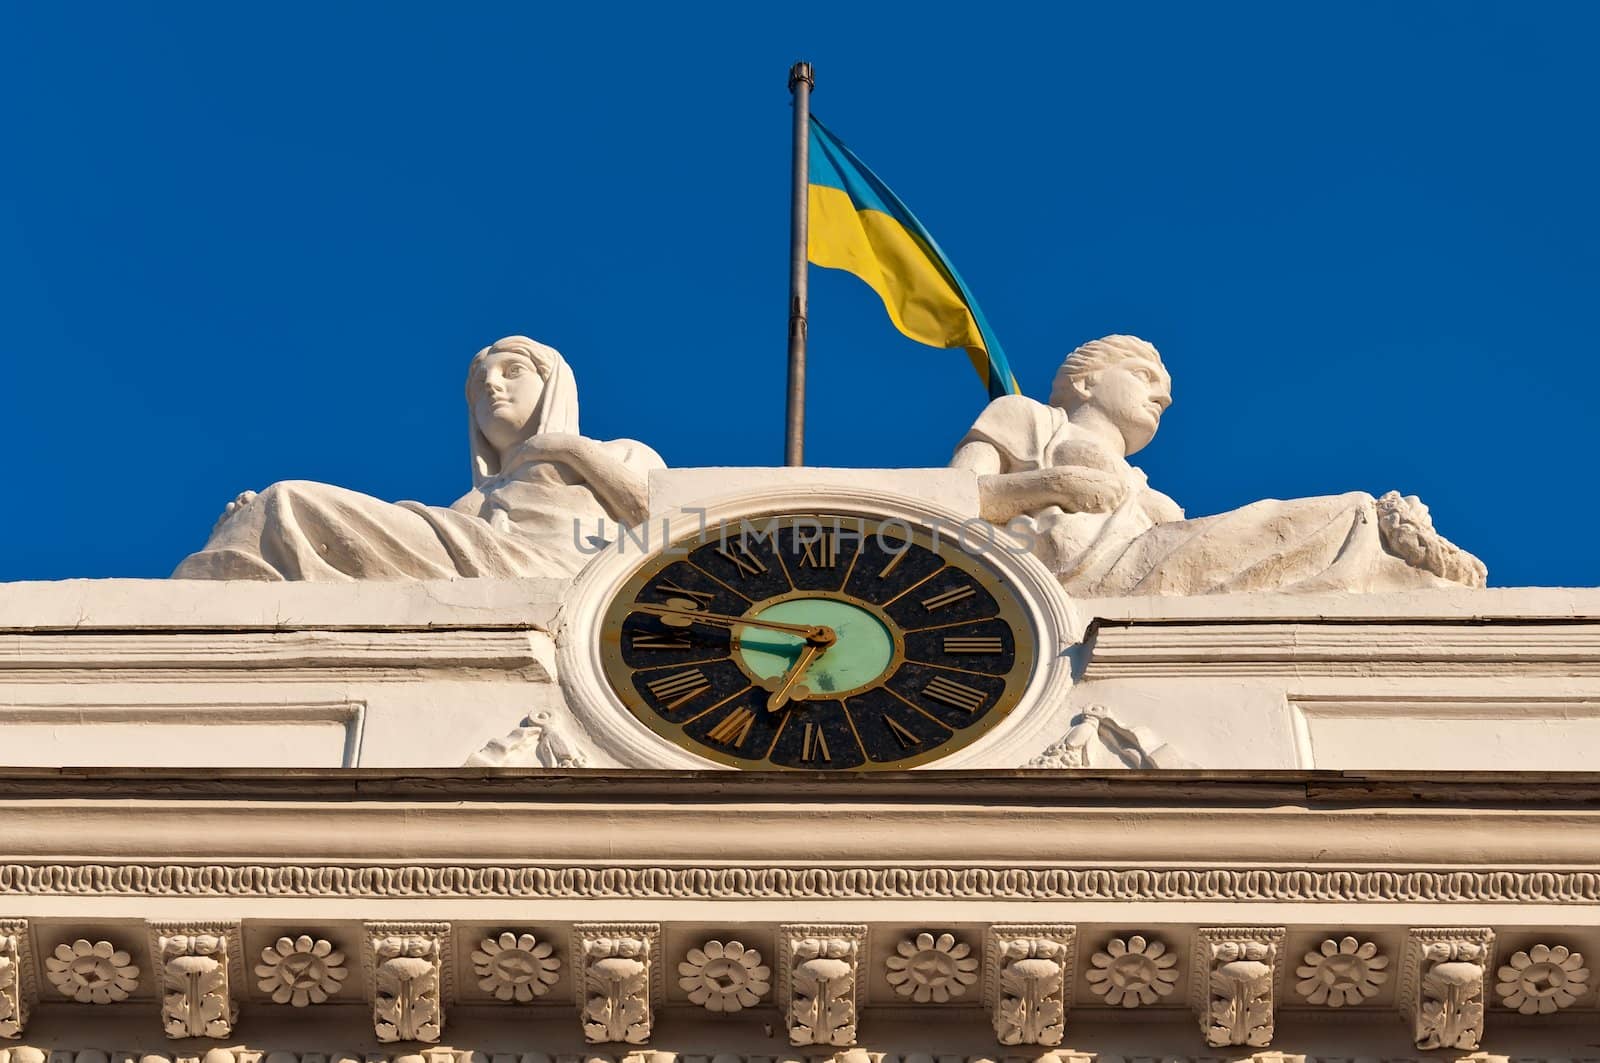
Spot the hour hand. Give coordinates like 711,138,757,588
766,641,824,713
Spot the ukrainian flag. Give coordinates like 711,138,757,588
807,116,1019,399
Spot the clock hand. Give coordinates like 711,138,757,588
767,640,825,713
635,600,836,644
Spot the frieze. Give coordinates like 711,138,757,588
1,864,1599,903
0,1051,1570,1063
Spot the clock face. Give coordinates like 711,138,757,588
599,512,1036,770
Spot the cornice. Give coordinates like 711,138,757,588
0,861,1597,904
0,767,1596,803
1084,620,1600,678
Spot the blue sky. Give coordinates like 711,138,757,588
3,3,1596,586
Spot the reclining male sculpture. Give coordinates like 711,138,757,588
952,334,1486,595
174,336,663,581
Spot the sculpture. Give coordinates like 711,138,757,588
174,337,663,581
952,335,1486,595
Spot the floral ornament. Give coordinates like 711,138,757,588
472,932,562,1002
1086,935,1179,1008
0,957,19,1038
886,932,978,1003
677,939,770,1012
1495,944,1590,1014
254,935,349,1006
44,939,139,1003
1294,936,1389,1007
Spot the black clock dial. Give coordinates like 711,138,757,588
600,512,1035,770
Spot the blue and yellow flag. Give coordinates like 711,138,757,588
807,116,1019,399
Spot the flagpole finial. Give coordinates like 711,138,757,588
788,61,814,93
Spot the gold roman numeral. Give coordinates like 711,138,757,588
877,545,910,578
943,635,1003,655
923,675,987,714
706,707,756,747
716,542,768,577
797,529,837,568
631,631,695,651
652,579,715,606
921,584,977,612
884,715,923,749
645,669,710,709
801,721,831,762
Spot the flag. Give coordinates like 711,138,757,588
807,116,1019,399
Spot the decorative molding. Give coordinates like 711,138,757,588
466,711,590,768
886,931,977,1003
0,921,32,1039
0,629,552,679
677,939,769,1013
1399,927,1494,1051
364,922,448,1044
779,924,866,1047
1085,934,1179,1008
986,923,1076,1047
8,862,1600,903
1293,936,1389,1007
1025,705,1193,770
1494,943,1589,1013
0,1051,1519,1063
471,932,561,1003
42,938,138,1004
1190,927,1284,1048
149,922,239,1040
254,935,348,1006
573,923,660,1045
1084,621,1600,678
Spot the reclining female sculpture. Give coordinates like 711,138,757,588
952,334,1486,595
174,336,663,581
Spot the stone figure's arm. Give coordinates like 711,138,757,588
957,442,1127,522
1139,488,1184,523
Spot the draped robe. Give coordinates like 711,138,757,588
960,395,1455,596
173,340,663,582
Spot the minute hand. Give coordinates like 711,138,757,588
633,602,831,642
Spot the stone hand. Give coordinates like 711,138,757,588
634,600,835,643
766,641,824,713
213,490,259,531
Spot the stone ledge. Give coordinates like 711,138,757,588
0,578,568,633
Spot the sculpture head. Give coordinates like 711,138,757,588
466,336,580,483
1048,335,1170,455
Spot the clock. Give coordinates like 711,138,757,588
596,511,1036,770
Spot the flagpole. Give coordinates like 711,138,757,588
785,61,813,466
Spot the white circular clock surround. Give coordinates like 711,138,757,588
554,487,1078,770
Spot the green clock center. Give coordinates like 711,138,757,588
735,598,895,697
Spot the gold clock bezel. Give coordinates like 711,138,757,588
597,510,1038,770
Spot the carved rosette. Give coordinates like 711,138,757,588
149,922,240,1040
678,939,770,1012
0,921,33,1039
1399,927,1494,1051
363,922,449,1044
1293,936,1389,1007
254,935,348,1006
1495,943,1590,1014
778,924,866,1047
573,922,661,1045
44,939,138,1004
886,932,978,1003
472,932,562,1003
985,923,1077,1046
1086,934,1179,1008
1189,927,1284,1048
